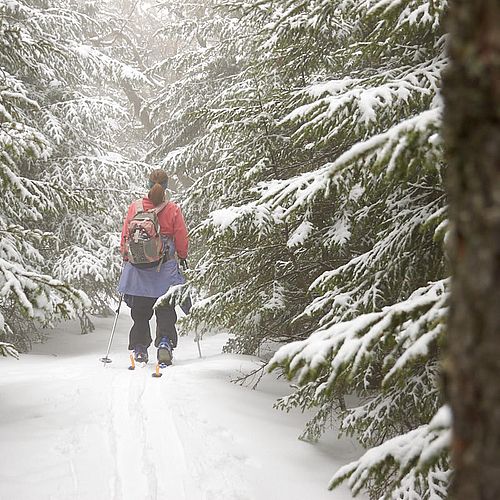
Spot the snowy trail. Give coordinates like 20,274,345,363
0,313,364,500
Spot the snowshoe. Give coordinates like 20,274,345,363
157,337,173,366
134,344,148,364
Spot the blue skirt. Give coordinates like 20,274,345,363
117,260,185,298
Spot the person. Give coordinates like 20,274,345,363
118,169,188,365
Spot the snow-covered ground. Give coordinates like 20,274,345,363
0,310,364,500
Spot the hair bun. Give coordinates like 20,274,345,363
148,169,169,206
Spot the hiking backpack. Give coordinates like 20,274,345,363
124,200,169,265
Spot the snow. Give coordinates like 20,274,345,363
0,313,365,500
258,108,442,216
270,279,448,391
75,44,92,58
327,218,352,246
287,220,314,248
209,207,242,230
330,405,451,495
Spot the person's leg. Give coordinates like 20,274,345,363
128,296,157,350
154,303,178,348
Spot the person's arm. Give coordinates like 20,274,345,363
173,205,189,260
120,202,136,260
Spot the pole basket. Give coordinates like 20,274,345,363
152,363,163,378
128,353,135,370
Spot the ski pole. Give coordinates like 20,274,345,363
179,258,201,357
100,294,124,365
193,326,202,359
196,334,203,359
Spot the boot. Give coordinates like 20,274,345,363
133,344,148,363
157,337,173,366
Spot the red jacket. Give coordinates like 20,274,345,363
120,198,189,259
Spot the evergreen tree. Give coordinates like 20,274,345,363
262,1,451,498
148,0,327,349
0,0,149,350
153,0,452,497
145,0,245,191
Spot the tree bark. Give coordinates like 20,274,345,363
442,1,500,499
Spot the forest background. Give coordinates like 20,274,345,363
0,0,478,498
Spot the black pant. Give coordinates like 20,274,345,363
125,295,178,350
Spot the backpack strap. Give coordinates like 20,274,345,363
134,199,144,214
151,201,169,215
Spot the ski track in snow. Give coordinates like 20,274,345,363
106,362,252,500
0,315,364,500
167,373,252,500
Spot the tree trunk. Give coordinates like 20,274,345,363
442,1,500,499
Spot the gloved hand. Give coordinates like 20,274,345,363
179,258,188,270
